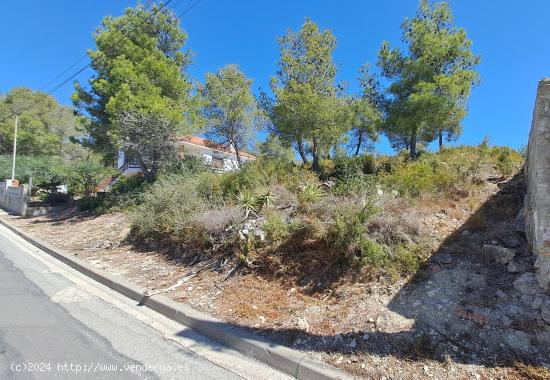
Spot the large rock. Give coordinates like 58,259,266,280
513,272,541,295
508,260,529,274
483,245,516,265
502,235,521,249
504,330,534,353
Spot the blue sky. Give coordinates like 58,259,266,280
1,0,548,153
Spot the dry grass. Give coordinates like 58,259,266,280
513,362,550,380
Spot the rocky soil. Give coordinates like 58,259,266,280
4,171,550,380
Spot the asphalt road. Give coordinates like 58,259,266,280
0,222,290,380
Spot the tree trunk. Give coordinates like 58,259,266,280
438,131,443,150
297,140,308,164
409,132,418,160
311,138,320,172
234,148,242,169
354,130,364,156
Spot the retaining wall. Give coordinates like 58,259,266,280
525,79,550,290
0,182,29,216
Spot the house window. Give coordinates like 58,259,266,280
211,157,224,169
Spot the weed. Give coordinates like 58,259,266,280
263,212,290,243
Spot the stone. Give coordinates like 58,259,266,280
496,289,508,299
513,272,541,295
504,330,533,353
258,315,266,324
502,235,521,248
532,295,546,310
430,262,442,273
508,260,528,273
297,317,310,332
362,333,370,341
434,253,453,265
483,244,516,265
348,339,357,349
334,334,343,344
542,299,550,325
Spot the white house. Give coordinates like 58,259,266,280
117,136,255,176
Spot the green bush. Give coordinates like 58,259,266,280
378,156,455,198
495,148,515,177
159,155,208,176
66,159,117,196
326,203,378,264
263,212,290,243
332,154,376,180
42,191,71,204
81,175,152,214
131,174,208,244
332,174,377,197
0,155,66,188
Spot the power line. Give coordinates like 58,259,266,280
0,0,194,123
36,0,156,95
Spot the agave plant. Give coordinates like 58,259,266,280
298,181,325,205
257,188,277,209
237,189,259,213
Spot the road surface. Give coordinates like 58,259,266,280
0,222,291,380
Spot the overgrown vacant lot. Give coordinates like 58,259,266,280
6,145,550,379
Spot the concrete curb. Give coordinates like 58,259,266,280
0,217,350,380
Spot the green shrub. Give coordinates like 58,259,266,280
42,191,71,204
495,148,515,177
326,203,379,264
332,154,376,180
131,175,208,244
159,155,208,176
332,174,377,197
378,156,456,198
77,175,152,214
110,175,147,195
318,158,335,180
263,212,290,243
0,155,66,188
66,159,117,196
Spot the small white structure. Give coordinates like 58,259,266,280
117,136,255,176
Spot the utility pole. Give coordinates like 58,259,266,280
11,114,18,180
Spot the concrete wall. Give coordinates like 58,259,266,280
525,79,550,290
0,182,29,216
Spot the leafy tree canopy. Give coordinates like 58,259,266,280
0,87,82,157
201,64,262,167
269,19,352,171
73,4,202,165
378,0,480,158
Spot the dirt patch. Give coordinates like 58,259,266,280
4,172,550,379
